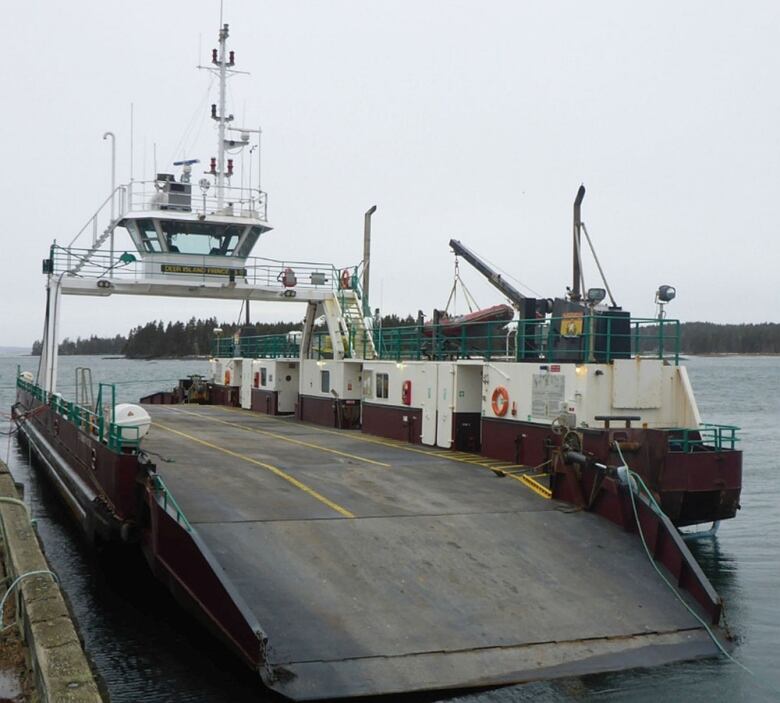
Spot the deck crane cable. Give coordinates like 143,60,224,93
580,222,617,308
444,257,480,315
470,249,543,299
614,442,779,695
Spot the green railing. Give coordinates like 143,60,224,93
668,423,741,453
371,315,680,363
151,474,192,531
211,314,681,364
212,334,301,359
16,376,141,454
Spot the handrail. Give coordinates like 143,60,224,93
668,423,741,453
212,315,681,364
49,245,355,292
15,376,141,454
68,185,127,247
151,474,192,531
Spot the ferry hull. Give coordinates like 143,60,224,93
12,390,727,700
482,416,741,527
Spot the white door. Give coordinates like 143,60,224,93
239,360,253,409
419,364,438,446
436,363,455,448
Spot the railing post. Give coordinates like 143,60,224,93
674,320,681,365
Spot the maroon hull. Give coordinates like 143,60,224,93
14,388,268,672
142,486,266,669
361,403,421,444
297,394,360,429
208,383,240,407
251,388,281,415
14,389,140,540
552,462,722,623
482,416,741,527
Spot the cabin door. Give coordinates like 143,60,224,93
436,363,455,448
238,360,253,410
419,365,438,446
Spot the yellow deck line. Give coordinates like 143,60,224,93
153,421,355,519
201,405,551,499
168,407,390,468
514,474,553,499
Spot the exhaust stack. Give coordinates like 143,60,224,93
572,185,586,302
362,205,377,316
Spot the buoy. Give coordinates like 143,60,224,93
491,386,510,417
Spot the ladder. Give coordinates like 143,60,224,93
69,220,121,275
338,290,376,360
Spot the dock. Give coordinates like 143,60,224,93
142,404,720,700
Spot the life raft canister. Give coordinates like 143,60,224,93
491,386,509,416
340,268,351,290
278,267,297,288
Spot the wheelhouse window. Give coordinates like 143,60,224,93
260,368,267,387
320,370,330,394
157,221,246,256
136,219,162,253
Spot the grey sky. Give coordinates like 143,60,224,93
2,1,778,347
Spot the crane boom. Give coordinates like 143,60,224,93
448,239,527,308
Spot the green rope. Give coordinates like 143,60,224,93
614,442,771,687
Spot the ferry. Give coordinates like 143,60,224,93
13,14,741,701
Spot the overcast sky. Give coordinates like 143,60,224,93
1,1,778,347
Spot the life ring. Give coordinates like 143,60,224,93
491,386,509,416
340,269,351,289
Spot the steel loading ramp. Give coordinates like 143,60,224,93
141,405,720,700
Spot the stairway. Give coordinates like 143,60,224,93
69,221,119,275
338,290,376,359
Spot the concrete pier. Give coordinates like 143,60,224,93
0,461,102,702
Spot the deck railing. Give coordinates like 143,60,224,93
16,377,141,454
151,474,192,531
668,423,741,453
125,180,269,222
212,315,681,363
372,315,680,363
49,245,352,292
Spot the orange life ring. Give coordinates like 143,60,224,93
340,269,351,289
491,386,509,416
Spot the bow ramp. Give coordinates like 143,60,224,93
142,404,721,700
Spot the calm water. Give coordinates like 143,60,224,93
0,354,777,702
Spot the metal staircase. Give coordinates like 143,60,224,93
66,186,126,275
339,290,376,359
69,221,120,274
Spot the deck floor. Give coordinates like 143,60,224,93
142,404,717,699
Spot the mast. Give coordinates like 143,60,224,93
215,22,230,208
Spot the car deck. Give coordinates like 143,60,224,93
142,404,718,700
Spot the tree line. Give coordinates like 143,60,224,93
31,318,780,358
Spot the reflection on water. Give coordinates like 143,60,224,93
1,355,779,702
